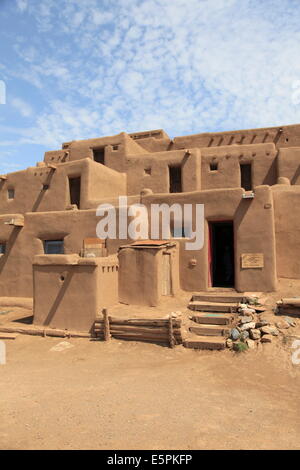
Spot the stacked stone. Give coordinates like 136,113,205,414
226,301,296,351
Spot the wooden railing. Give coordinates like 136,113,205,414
93,309,182,348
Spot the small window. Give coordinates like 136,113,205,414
169,166,182,193
144,167,151,176
8,188,14,199
93,147,105,164
210,162,218,171
0,243,6,254
44,240,64,254
112,145,119,151
240,163,252,190
69,177,81,208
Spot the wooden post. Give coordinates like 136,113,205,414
103,308,111,341
168,314,175,348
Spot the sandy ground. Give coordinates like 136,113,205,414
0,278,300,450
0,333,299,450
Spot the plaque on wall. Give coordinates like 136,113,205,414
241,253,264,269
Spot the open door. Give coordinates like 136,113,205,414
209,221,234,288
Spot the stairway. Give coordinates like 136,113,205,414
183,293,244,350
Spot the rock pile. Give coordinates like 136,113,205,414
227,300,297,351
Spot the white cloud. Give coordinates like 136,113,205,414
16,0,28,13
2,0,300,165
11,97,33,117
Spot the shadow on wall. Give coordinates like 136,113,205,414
291,165,300,185
262,159,277,186
234,198,252,230
0,226,22,273
43,270,74,326
31,168,56,212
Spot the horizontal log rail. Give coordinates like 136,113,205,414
0,325,90,338
94,310,182,348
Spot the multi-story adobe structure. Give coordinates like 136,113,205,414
1,123,300,331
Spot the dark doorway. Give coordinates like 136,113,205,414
69,177,81,208
93,147,105,164
209,221,234,288
240,163,252,190
169,166,182,193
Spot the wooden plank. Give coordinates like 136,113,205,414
168,315,175,348
106,317,181,328
188,301,238,313
280,298,300,306
276,307,300,317
191,314,231,325
0,326,90,338
189,325,226,337
184,336,225,350
0,333,18,340
191,294,244,303
103,308,111,341
109,325,180,334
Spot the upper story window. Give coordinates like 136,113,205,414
240,163,252,190
44,240,64,254
0,242,6,254
169,165,182,193
93,147,105,164
7,188,14,199
210,162,218,171
68,176,81,208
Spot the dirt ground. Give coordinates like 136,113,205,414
0,279,300,450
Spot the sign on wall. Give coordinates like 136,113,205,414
241,253,264,269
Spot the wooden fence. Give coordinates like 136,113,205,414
93,309,182,348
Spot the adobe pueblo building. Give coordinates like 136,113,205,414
1,123,300,333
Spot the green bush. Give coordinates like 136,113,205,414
233,342,249,353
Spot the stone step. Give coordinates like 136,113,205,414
184,335,226,350
191,293,244,304
190,313,232,325
189,324,229,337
188,301,238,313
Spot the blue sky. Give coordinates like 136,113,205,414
0,0,300,173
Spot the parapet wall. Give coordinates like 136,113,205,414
33,254,118,332
172,124,300,150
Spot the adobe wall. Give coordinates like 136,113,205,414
172,124,300,150
0,209,132,298
33,254,118,332
118,244,179,306
272,186,300,278
128,137,171,153
126,149,201,195
0,214,32,297
2,124,300,303
277,147,300,185
141,185,277,292
0,159,126,214
43,132,147,173
200,143,277,190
